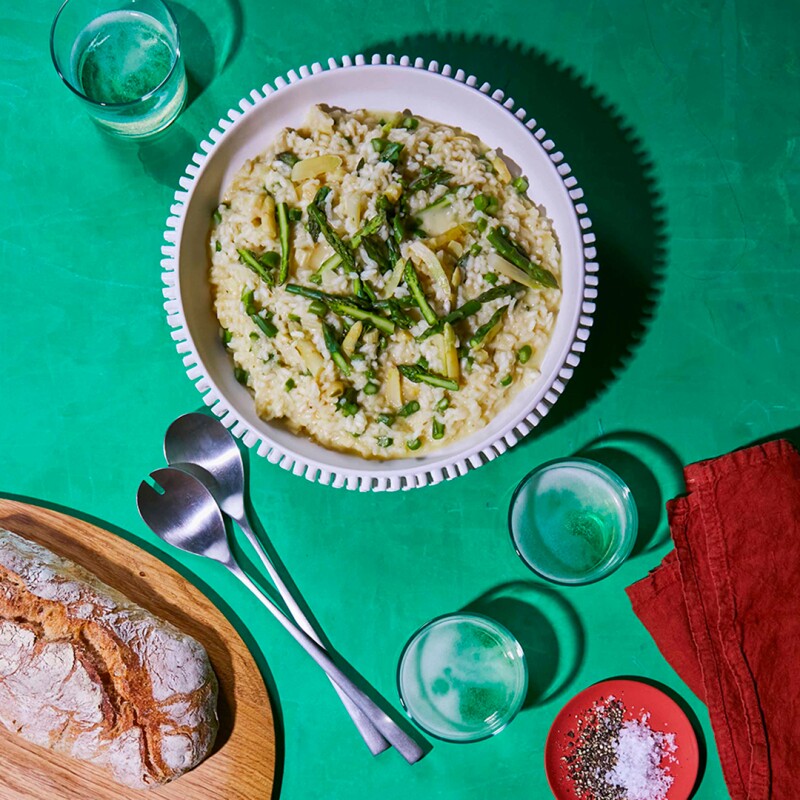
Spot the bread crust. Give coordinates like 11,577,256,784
0,529,218,789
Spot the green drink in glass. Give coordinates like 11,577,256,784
397,613,528,742
509,458,638,585
51,0,187,138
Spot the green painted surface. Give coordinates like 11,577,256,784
2,1,798,797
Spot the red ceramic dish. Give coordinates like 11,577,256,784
545,679,699,799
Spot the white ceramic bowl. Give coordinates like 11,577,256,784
161,54,597,491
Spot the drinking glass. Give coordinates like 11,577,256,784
509,458,638,585
50,0,187,138
397,612,528,743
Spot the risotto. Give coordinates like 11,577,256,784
209,105,561,459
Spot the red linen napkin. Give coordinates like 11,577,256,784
626,439,800,800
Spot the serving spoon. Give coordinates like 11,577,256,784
137,466,426,764
163,413,389,755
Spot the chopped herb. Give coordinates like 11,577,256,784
377,436,394,447
406,438,422,451
377,413,395,427
277,151,299,167
436,397,450,412
363,382,379,395
500,374,513,387
285,378,296,392
398,364,459,391
511,175,529,194
398,400,421,417
234,366,249,385
432,419,445,439
484,272,498,285
517,345,532,364
215,240,222,252
309,299,327,316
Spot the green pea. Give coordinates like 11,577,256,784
377,436,393,447
512,176,529,194
476,217,488,233
363,382,379,395
517,345,532,364
484,272,498,285
378,413,395,427
500,374,513,387
406,438,422,451
474,194,490,212
436,397,450,412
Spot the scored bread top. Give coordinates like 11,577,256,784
0,528,219,788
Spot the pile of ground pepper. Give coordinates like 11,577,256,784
562,696,676,800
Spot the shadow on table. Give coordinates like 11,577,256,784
463,581,584,710
576,430,685,556
0,491,287,800
609,675,707,798
367,34,667,431
96,0,244,187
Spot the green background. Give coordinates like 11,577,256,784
2,0,798,797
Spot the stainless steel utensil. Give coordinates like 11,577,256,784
137,466,425,764
163,412,389,755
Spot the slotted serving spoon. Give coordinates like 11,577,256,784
164,412,388,755
137,466,426,764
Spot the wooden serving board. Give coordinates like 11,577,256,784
0,499,276,800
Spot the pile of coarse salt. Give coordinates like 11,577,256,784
605,714,677,800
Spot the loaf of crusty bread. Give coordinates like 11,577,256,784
0,528,218,789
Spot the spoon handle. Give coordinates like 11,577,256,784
226,560,426,765
235,513,390,756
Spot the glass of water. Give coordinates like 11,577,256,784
509,458,638,585
397,613,528,742
50,0,187,138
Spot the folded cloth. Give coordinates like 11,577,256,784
627,439,800,800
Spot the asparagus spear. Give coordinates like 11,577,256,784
251,313,278,338
417,283,524,340
309,210,386,282
307,204,357,273
398,364,459,391
468,306,507,348
322,323,351,376
277,201,291,284
407,166,453,195
237,248,275,286
486,226,559,289
285,284,395,335
306,186,332,242
403,260,438,325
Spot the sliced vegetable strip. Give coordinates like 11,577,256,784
277,201,291,284
285,284,395,335
403,260,438,325
487,226,559,289
398,364,459,391
322,323,351,376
